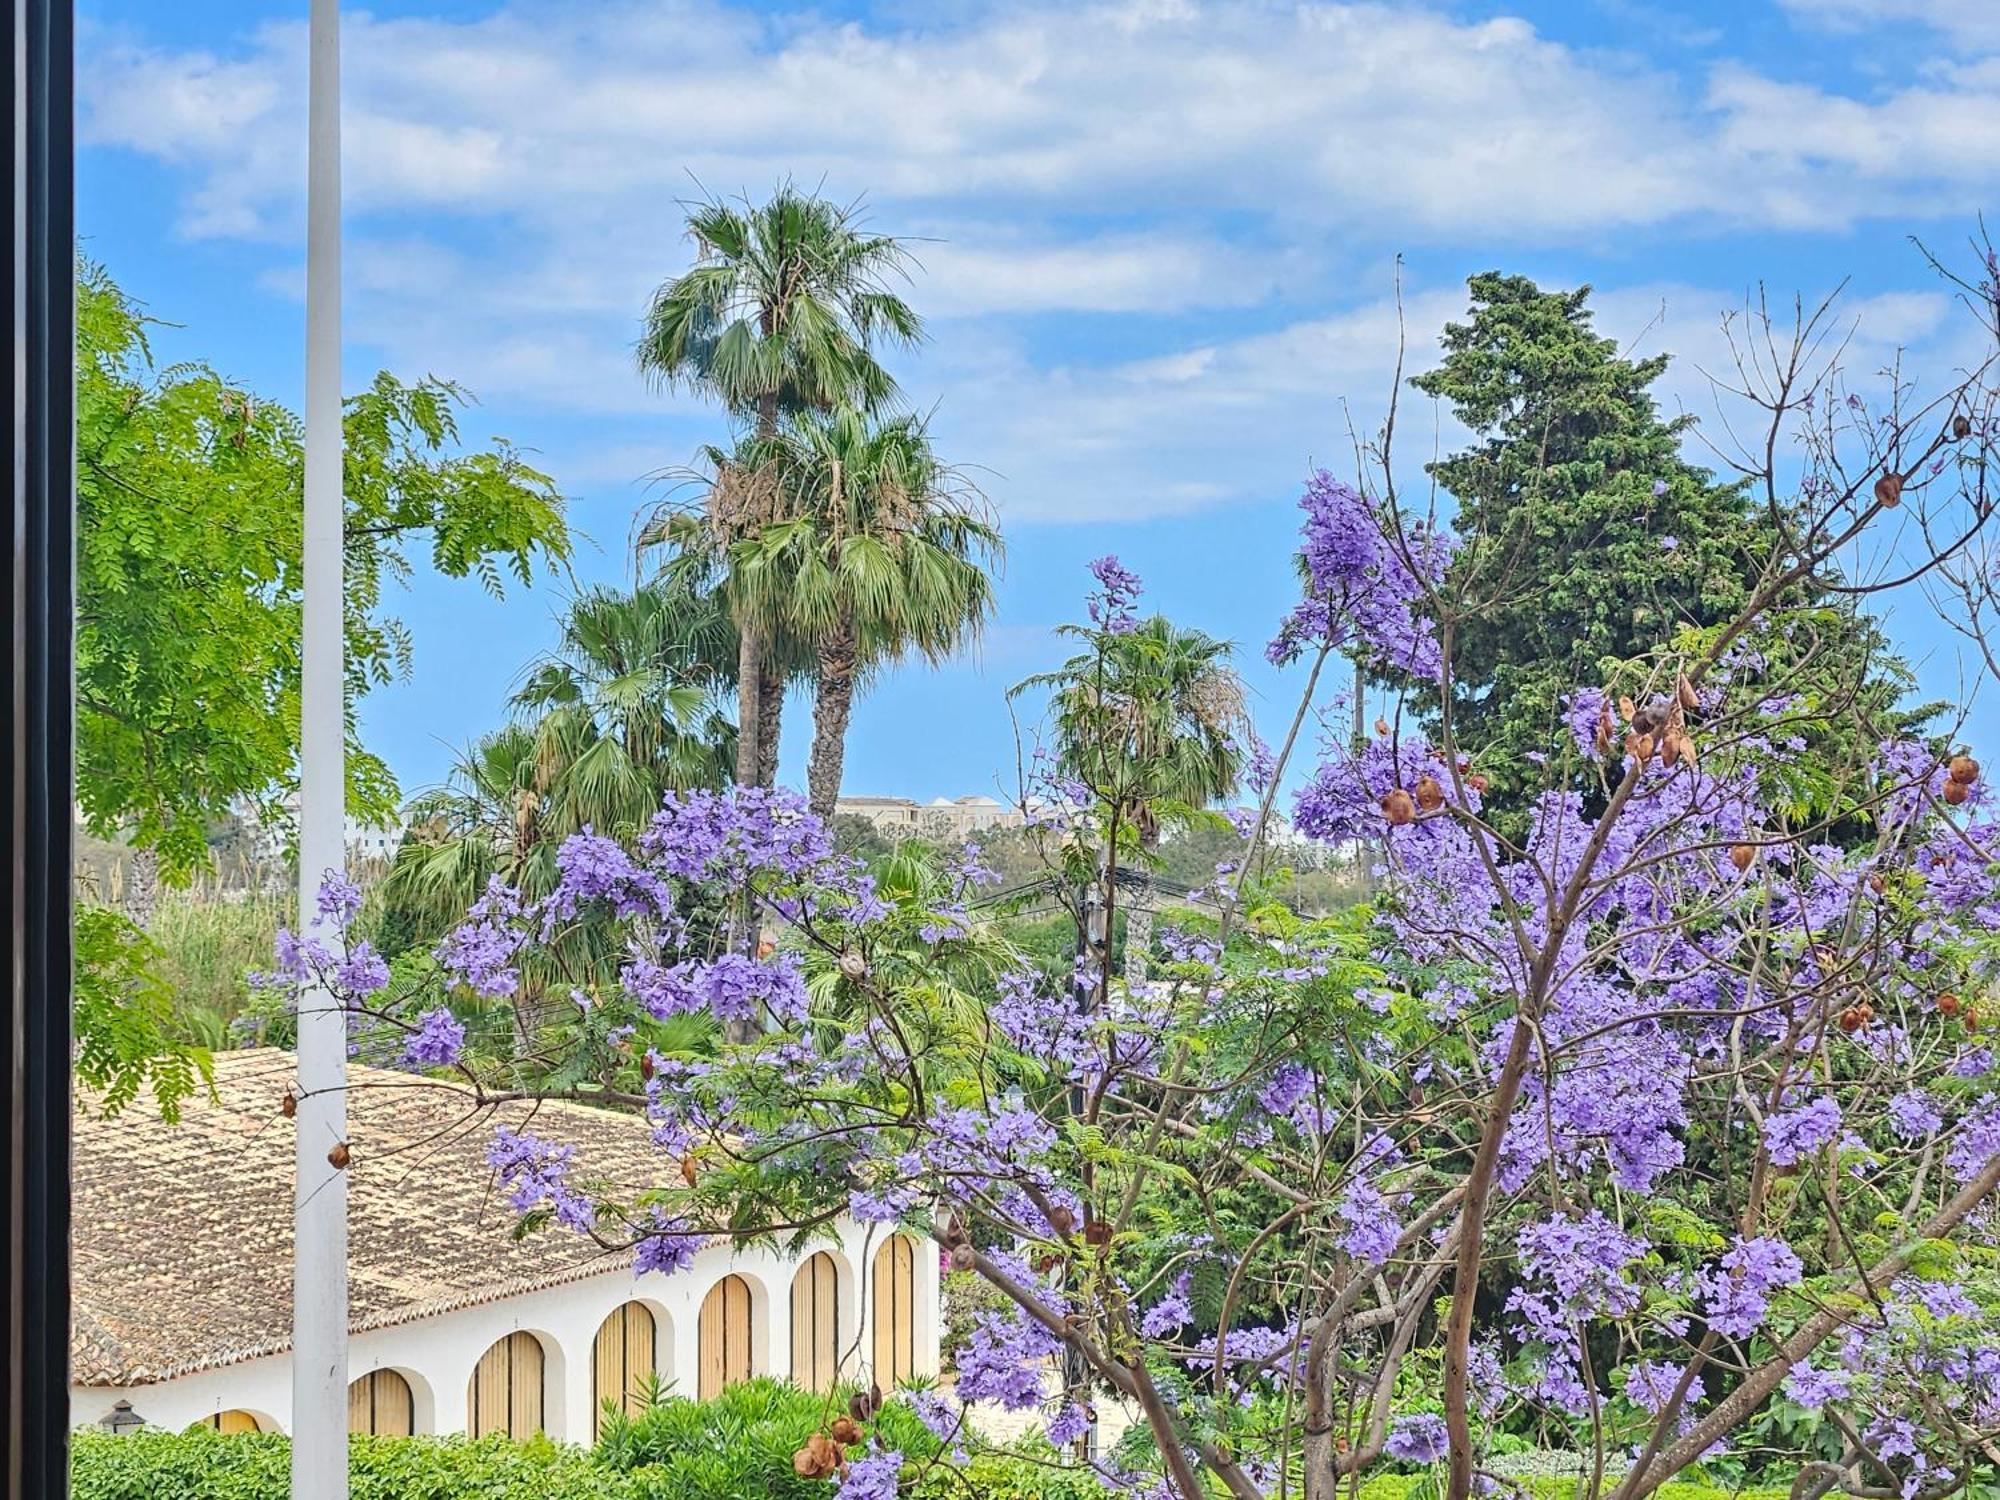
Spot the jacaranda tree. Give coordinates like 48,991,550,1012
263,264,2000,1500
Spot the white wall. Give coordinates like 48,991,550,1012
71,1219,939,1445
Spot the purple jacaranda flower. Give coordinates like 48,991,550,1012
403,1006,465,1068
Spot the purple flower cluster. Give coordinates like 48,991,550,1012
1086,555,1143,636
1765,1096,1841,1166
835,1448,903,1500
1384,1413,1449,1464
487,1127,593,1232
1700,1236,1803,1340
1268,473,1452,679
1783,1362,1851,1412
403,1006,466,1069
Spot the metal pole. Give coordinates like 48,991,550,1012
294,0,349,1493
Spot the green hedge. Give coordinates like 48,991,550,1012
70,1429,631,1500
71,1411,1795,1500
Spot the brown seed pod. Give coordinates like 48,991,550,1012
1938,991,1961,1016
830,1416,861,1446
1950,755,1980,785
1660,733,1682,769
1730,844,1757,872
1380,789,1416,826
1626,733,1655,764
1677,675,1700,712
756,937,777,960
680,1153,698,1187
1047,1204,1076,1235
1467,773,1490,794
1838,1007,1862,1033
839,949,868,981
1964,1008,1981,1033
1083,1217,1112,1248
1868,872,1886,894
1375,717,1391,738
640,1052,656,1081
281,1091,298,1119
1414,774,1445,813
1618,695,1637,722
849,1393,873,1425
949,1242,977,1272
869,1383,883,1416
1857,1001,1875,1023
1954,413,1972,440
1944,779,1971,806
1875,472,1905,508
327,1141,351,1170
793,1448,821,1478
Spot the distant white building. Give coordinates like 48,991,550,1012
238,793,409,869
835,794,1024,841
70,1050,939,1441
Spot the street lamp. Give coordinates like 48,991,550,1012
98,1401,145,1436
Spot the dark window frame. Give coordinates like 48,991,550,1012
4,1,76,1496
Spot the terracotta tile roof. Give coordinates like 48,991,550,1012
71,1047,670,1388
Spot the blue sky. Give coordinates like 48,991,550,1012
75,0,2000,808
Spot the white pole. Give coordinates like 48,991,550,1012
294,0,349,1495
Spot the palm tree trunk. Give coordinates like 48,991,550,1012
806,617,859,817
734,618,763,789
756,670,785,788
125,845,160,929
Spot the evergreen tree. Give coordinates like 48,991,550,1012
1413,272,1909,805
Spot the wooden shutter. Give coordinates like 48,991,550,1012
591,1301,658,1435
871,1236,916,1387
789,1253,841,1391
347,1369,414,1436
466,1331,544,1438
697,1275,753,1398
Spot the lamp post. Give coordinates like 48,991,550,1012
292,1,349,1496
98,1401,146,1437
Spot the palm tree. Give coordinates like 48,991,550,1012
387,724,555,939
511,580,737,834
637,187,922,787
731,407,1001,816
384,583,735,950
1021,615,1249,846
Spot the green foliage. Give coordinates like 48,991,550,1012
70,1429,633,1500
1015,613,1250,848
637,187,921,424
74,261,571,879
69,1423,1808,1500
144,887,288,1042
71,904,211,1121
1410,272,1904,810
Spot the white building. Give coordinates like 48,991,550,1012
69,1049,938,1441
835,794,1024,841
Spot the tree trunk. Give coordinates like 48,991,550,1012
124,845,160,929
806,618,859,817
756,669,785,788
734,620,763,790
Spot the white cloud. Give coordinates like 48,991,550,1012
75,1,2000,526
1778,0,2000,47
86,0,1939,249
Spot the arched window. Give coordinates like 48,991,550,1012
591,1301,658,1435
347,1368,414,1436
198,1409,263,1434
872,1236,917,1387
789,1252,841,1391
697,1274,754,1398
466,1331,544,1439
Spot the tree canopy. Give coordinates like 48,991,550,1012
74,262,572,877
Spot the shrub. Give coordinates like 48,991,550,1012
70,1428,632,1500
595,1376,946,1499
